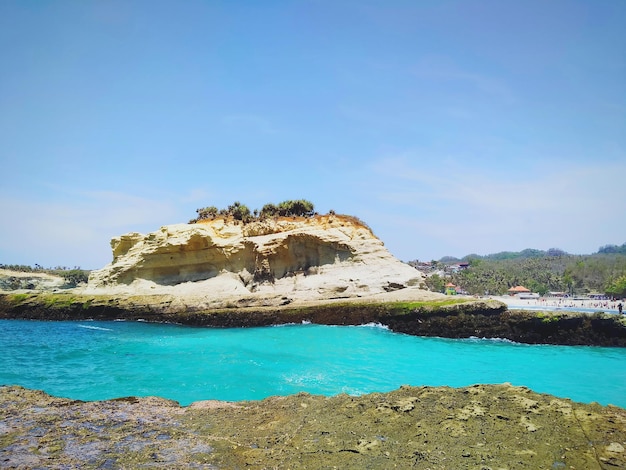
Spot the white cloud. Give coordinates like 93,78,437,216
364,154,626,259
413,57,516,105
0,189,181,269
179,188,217,204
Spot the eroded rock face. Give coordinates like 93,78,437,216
86,215,424,299
0,269,65,292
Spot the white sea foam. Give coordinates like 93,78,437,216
283,372,327,386
2,320,625,407
467,336,518,344
77,324,113,332
271,322,299,327
271,320,314,327
358,322,389,330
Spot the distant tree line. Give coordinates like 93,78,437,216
597,243,626,255
0,264,90,287
420,246,626,298
189,199,316,224
439,247,570,263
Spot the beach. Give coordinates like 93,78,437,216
494,296,623,314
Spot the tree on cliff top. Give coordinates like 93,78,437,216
194,206,219,221
190,199,315,224
260,199,315,218
220,201,252,222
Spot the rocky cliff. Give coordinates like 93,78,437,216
86,215,425,300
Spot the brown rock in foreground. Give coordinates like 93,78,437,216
2,384,625,469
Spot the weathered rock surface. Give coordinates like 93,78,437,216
2,384,625,469
0,269,65,292
85,215,425,301
3,293,626,346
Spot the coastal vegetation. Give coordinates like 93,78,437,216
0,264,89,288
187,199,373,233
414,244,626,297
189,199,316,224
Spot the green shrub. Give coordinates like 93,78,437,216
191,199,316,224
61,269,89,287
194,206,219,222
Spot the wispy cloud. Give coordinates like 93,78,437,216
179,188,217,204
364,153,626,258
413,57,516,105
0,189,181,268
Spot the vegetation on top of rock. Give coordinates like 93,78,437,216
59,269,90,287
259,199,315,218
189,199,316,224
187,200,374,231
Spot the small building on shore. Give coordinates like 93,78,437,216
508,286,531,296
445,282,457,295
546,291,567,298
508,285,540,299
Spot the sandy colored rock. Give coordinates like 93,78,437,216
85,215,426,303
2,384,625,469
0,269,65,292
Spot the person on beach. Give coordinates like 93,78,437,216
619,302,623,315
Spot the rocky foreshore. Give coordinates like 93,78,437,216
3,293,626,469
2,383,626,469
2,291,626,346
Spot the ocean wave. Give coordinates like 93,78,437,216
467,336,518,344
357,322,389,330
283,372,326,386
271,320,314,328
271,322,299,328
77,324,113,332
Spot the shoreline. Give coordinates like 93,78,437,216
493,295,623,314
3,290,626,467
2,291,626,347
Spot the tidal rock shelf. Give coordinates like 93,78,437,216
2,293,626,346
2,383,626,469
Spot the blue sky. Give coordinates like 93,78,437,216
1,0,625,269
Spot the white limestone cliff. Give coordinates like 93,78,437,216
85,215,426,301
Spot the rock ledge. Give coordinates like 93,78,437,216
2,384,625,469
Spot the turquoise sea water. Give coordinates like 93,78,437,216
1,320,625,407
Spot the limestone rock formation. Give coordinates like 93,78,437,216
86,215,425,300
0,269,66,292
